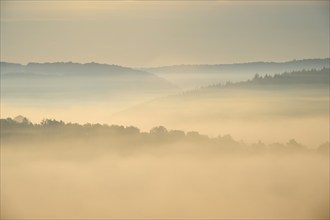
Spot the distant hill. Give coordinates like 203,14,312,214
0,62,180,105
1,62,150,76
142,58,330,89
203,68,330,89
113,68,329,145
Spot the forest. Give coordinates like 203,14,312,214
1,116,328,155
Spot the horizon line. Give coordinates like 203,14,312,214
1,57,329,69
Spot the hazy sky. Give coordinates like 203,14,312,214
0,1,329,67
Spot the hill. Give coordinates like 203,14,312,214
113,68,330,146
1,61,179,112
143,58,330,89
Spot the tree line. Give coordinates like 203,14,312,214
206,68,330,89
1,116,328,154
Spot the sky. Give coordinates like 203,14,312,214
0,1,329,67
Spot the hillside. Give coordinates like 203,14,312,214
1,62,150,76
1,61,179,112
143,58,330,89
113,68,329,146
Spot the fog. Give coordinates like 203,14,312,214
143,58,330,90
1,119,329,219
113,69,329,147
1,65,329,219
1,136,329,219
113,91,328,148
1,1,329,218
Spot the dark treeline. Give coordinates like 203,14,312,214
1,116,328,154
205,68,329,89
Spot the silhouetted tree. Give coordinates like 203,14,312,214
286,139,304,150
150,126,168,135
41,119,65,128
